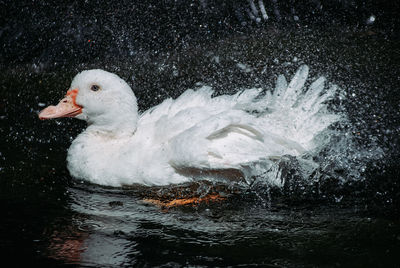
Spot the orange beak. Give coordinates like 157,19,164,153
39,89,82,120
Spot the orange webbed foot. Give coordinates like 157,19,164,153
143,193,226,209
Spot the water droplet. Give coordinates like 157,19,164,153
366,15,376,25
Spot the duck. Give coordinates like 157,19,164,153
39,65,340,187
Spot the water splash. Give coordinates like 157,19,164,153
181,63,385,203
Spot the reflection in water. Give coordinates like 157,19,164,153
80,235,134,266
49,223,135,266
47,185,139,266
48,227,86,264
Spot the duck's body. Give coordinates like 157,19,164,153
39,65,340,187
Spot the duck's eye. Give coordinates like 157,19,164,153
90,84,100,92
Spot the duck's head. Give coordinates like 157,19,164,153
39,69,138,133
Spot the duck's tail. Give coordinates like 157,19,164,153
225,65,342,186
267,65,341,151
230,65,341,152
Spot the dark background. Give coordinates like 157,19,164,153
1,1,400,267
1,0,399,67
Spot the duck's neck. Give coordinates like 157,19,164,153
86,113,138,138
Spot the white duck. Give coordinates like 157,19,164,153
39,65,340,187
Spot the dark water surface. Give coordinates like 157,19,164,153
1,1,400,267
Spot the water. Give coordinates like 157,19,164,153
40,183,400,267
1,1,400,267
1,180,399,267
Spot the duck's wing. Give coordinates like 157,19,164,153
166,109,305,172
136,86,280,172
137,85,267,144
137,86,215,143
